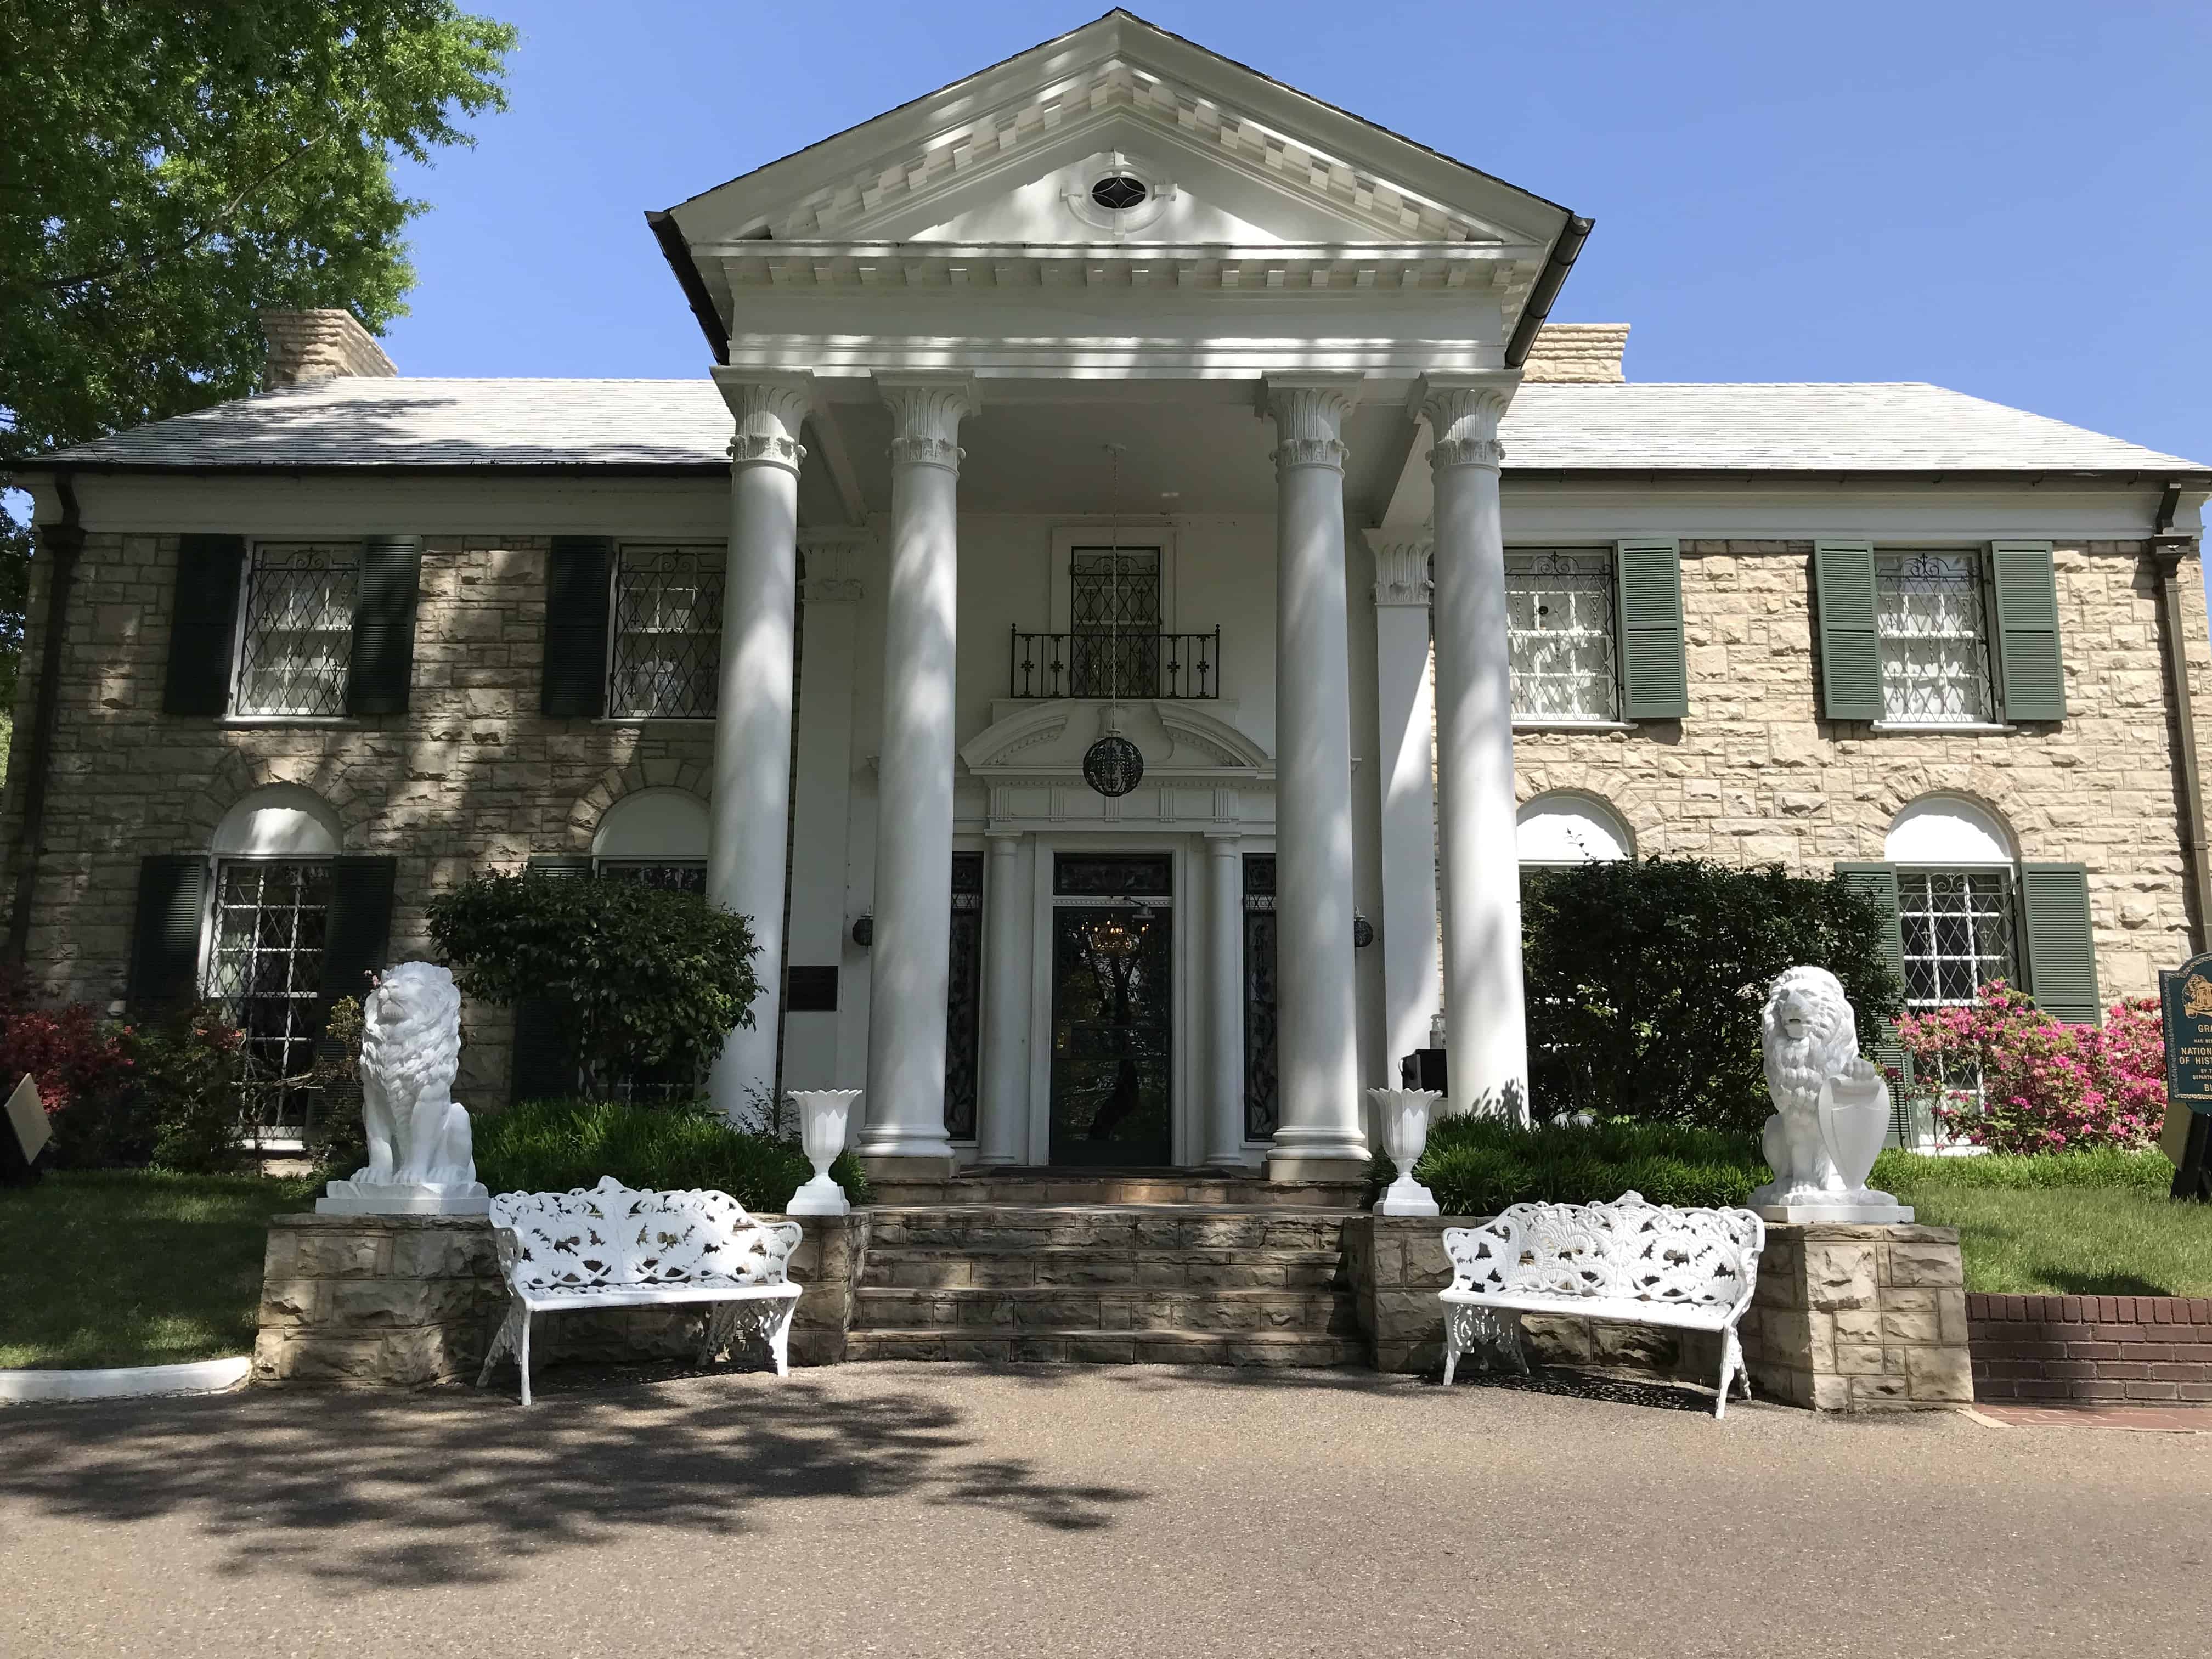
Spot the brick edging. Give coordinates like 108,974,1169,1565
1966,1291,2212,1404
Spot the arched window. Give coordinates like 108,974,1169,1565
592,788,708,892
1516,793,1633,866
1883,795,2018,1009
207,785,344,1137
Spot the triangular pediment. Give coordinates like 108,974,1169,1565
661,11,1571,260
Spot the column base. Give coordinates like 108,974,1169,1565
1266,1152,1372,1184
858,1153,959,1183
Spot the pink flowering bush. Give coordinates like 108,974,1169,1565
1891,980,2167,1154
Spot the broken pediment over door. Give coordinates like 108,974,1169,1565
958,698,1277,834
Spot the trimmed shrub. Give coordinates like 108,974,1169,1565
1870,1147,2174,1193
427,871,761,1093
1521,858,1901,1132
475,1097,871,1213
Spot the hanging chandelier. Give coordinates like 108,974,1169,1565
1082,442,1145,800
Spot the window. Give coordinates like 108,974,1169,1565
1874,550,1995,725
233,543,360,715
1506,549,1620,722
1895,870,2017,1009
208,860,332,1135
1069,547,1161,698
608,544,724,719
1516,793,1633,866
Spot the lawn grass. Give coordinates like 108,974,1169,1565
0,1170,317,1369
1879,1163,2212,1297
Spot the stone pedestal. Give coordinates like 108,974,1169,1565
315,1181,489,1217
1741,1222,1974,1411
253,1211,871,1385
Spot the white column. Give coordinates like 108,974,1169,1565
780,528,867,1092
859,376,974,1172
1262,377,1369,1179
977,830,1029,1166
1205,832,1248,1166
704,371,811,1121
1424,375,1530,1123
1367,531,1444,1084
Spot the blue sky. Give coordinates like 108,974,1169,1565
377,0,2212,464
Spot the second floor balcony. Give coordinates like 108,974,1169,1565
1009,627,1222,700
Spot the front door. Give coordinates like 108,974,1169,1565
1049,854,1173,1166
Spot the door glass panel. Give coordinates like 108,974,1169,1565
1049,855,1172,1166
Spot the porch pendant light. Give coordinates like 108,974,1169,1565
1082,442,1146,800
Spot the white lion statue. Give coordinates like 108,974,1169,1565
1748,965,1908,1220
356,962,476,1187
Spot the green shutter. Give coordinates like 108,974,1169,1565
346,536,421,715
319,856,396,1009
2021,862,2100,1023
1814,540,1881,721
510,855,591,1102
1834,861,1906,992
1991,540,2066,721
1613,538,1687,719
163,535,245,716
541,537,612,716
127,855,210,1013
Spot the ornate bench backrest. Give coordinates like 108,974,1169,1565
1443,1190,1765,1311
489,1175,804,1296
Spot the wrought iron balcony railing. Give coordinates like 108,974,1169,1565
1009,627,1221,699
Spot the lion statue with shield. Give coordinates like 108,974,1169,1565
1747,966,1911,1221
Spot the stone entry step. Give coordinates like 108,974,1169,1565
868,1244,1346,1290
845,1327,1366,1368
866,1205,1358,1253
868,1169,1367,1209
856,1285,1359,1334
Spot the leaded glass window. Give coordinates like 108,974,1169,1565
1243,854,1278,1142
1897,869,2017,1008
1874,551,1995,725
234,544,359,716
608,544,724,719
945,852,984,1141
207,860,331,1135
1069,548,1161,698
1505,549,1620,721
595,860,707,895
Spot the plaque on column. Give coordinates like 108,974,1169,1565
2159,952,2212,1201
1,1073,51,1187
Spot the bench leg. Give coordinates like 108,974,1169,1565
1714,1327,1747,1420
769,1299,794,1377
517,1309,534,1408
478,1297,526,1392
1443,1308,1462,1386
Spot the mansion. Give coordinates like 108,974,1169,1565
7,10,2210,1178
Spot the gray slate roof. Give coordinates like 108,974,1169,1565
36,375,2208,474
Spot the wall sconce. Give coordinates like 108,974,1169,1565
850,913,873,948
1353,912,1375,950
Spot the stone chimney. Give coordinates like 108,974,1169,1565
258,309,398,390
1520,322,1629,383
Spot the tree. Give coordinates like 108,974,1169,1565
0,1,517,699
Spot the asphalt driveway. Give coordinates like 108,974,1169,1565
2,1362,2205,1657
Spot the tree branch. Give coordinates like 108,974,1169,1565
39,138,318,295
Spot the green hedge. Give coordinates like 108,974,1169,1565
1374,1118,2175,1216
475,1098,870,1213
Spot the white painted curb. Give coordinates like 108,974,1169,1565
0,1355,251,1404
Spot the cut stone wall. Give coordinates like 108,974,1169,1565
258,310,398,387
1966,1291,2212,1404
253,1210,869,1387
1742,1222,1974,1411
1516,540,2212,1002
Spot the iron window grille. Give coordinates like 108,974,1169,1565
1874,551,1996,725
1069,547,1161,698
608,544,724,719
1505,549,1621,721
206,859,332,1139
595,859,707,895
233,543,360,716
1894,866,2018,1144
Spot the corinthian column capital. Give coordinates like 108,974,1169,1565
1265,376,1363,473
798,527,872,603
1420,373,1520,472
879,375,978,472
713,370,814,473
1365,530,1435,607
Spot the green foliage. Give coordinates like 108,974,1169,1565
1,2,515,462
475,1097,872,1214
1375,1116,1768,1215
134,1005,252,1175
1521,858,1902,1132
427,871,763,1093
1874,1147,2175,1194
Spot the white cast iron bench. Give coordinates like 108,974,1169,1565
1440,1190,1766,1418
479,1176,804,1406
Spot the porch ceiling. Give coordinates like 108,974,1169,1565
805,381,1413,517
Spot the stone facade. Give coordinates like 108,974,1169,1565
1516,540,2212,1000
252,1210,869,1386
0,532,717,1101
1741,1222,1975,1411
1966,1291,2212,1404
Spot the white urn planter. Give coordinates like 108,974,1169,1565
786,1090,863,1216
1369,1087,1443,1217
